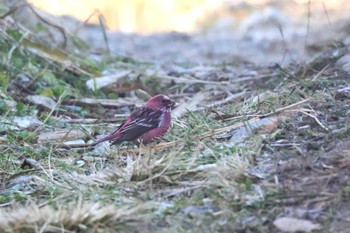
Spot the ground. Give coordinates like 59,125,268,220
0,0,350,233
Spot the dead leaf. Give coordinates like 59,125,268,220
86,70,131,90
37,129,90,143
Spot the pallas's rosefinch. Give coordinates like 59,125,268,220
91,94,176,146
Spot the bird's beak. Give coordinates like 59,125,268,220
169,100,178,109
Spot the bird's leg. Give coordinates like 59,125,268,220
138,140,154,192
146,144,153,193
132,140,140,147
137,141,144,177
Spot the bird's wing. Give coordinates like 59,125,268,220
116,107,163,141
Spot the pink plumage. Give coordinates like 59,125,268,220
91,94,175,146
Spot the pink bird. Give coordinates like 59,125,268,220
91,94,176,146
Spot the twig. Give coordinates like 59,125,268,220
27,4,67,47
153,74,235,85
64,118,125,124
231,73,279,83
196,91,247,112
322,1,332,26
62,98,138,109
304,0,311,54
287,108,329,131
311,63,330,81
98,13,111,55
224,98,310,121
0,3,27,19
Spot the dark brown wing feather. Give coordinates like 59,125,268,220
112,106,162,144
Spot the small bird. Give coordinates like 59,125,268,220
91,94,176,146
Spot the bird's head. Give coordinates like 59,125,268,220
147,94,176,110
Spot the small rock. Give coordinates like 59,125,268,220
335,54,350,73
21,158,39,169
76,160,85,167
334,86,350,99
0,116,42,131
13,116,42,130
273,217,321,232
27,95,56,109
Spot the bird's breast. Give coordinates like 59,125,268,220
139,107,172,144
158,108,171,128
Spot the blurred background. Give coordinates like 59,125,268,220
28,0,349,33
20,0,350,65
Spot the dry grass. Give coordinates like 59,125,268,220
0,198,143,232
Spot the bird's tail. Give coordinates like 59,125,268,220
90,131,122,146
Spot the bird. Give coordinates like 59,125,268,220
91,94,176,146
